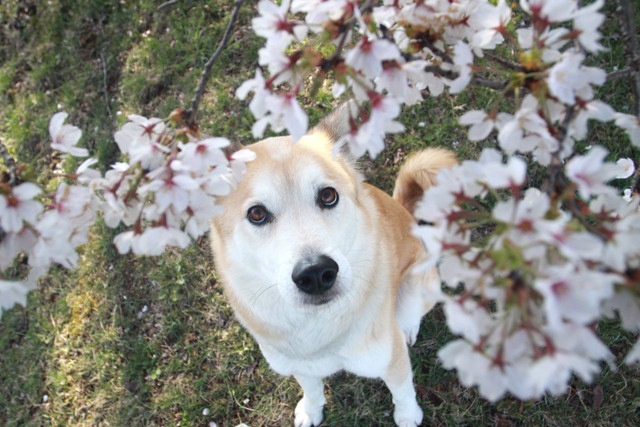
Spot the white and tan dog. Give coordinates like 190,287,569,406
210,105,456,427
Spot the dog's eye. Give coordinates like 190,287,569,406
317,187,339,209
247,205,271,225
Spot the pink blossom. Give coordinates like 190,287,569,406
178,138,229,174
438,339,510,402
535,266,616,330
338,95,403,158
114,115,168,170
346,37,401,80
566,146,622,199
252,0,307,42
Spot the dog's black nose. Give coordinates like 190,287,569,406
292,255,339,295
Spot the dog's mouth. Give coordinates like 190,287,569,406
299,290,340,306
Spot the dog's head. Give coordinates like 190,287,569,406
210,112,369,308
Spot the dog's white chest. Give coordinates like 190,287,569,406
253,305,393,379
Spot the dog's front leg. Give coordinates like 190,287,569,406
383,332,424,427
294,374,325,427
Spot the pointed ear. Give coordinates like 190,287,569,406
310,100,362,160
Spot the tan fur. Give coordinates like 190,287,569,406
209,106,456,427
393,148,458,214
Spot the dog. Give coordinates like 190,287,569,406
210,104,457,427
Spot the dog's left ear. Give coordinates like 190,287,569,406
311,100,361,162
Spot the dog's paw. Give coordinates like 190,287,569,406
294,397,324,427
393,400,423,427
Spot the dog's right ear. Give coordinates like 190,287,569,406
311,100,362,161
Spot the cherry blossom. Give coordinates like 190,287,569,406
114,115,168,170
0,183,43,233
616,158,635,179
0,278,37,316
337,94,404,158
615,113,640,147
252,0,307,42
447,42,474,94
49,112,88,157
520,0,578,24
346,37,401,80
470,0,511,52
459,109,513,142
566,146,623,199
573,0,605,52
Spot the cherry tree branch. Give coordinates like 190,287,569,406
187,0,245,123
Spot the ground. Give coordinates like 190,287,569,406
1,1,639,426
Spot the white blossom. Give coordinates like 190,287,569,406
573,0,605,52
447,41,473,94
0,183,43,233
615,113,640,147
566,146,622,199
616,158,635,179
49,112,88,157
346,37,401,80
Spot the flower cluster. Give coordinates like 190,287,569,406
102,114,253,255
238,0,640,401
1,113,99,312
415,148,639,400
1,112,253,314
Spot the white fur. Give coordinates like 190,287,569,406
210,134,444,427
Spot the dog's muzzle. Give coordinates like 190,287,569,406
292,255,339,296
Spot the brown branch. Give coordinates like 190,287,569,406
542,105,577,196
423,65,509,91
607,67,635,82
484,52,521,71
187,0,245,122
470,76,508,91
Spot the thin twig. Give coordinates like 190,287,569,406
423,65,509,91
542,105,576,195
607,67,635,82
100,50,114,122
470,76,508,91
187,0,245,122
484,52,521,71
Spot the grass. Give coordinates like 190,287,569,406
1,1,639,426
